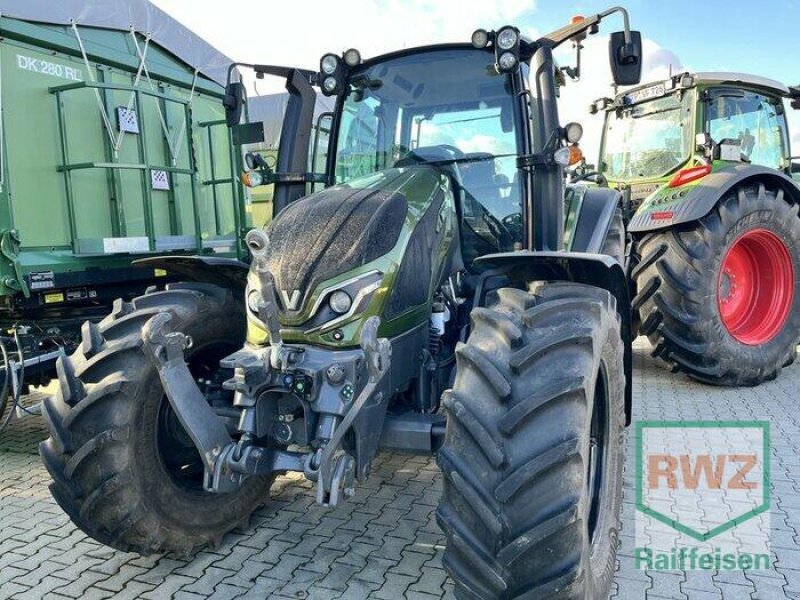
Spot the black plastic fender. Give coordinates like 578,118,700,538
629,163,800,233
134,256,249,292
473,251,634,425
569,186,623,253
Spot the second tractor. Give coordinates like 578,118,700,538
591,72,800,385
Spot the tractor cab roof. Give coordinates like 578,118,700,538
606,71,790,110
691,72,789,96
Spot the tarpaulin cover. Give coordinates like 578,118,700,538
0,0,233,86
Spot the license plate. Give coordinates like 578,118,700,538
625,84,666,105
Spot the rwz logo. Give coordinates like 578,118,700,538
647,453,759,491
636,420,770,542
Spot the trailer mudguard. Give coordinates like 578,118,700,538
134,256,249,292
569,186,623,253
473,251,633,424
629,163,800,233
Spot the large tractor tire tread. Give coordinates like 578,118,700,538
437,281,625,599
632,182,800,386
40,283,269,556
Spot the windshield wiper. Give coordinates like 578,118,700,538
413,152,517,166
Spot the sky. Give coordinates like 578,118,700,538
151,0,800,161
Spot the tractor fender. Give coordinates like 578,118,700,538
570,186,623,253
629,163,800,233
473,251,633,424
134,256,249,293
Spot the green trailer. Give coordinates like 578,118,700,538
0,2,249,394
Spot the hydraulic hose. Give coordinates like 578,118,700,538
0,338,13,434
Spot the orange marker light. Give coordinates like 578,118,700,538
568,144,583,166
571,15,585,24
240,171,264,188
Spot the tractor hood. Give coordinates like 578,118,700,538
246,167,458,347
263,181,408,315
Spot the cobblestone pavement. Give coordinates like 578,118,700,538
1,339,798,599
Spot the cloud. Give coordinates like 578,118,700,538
151,2,698,163
557,36,683,165
152,0,536,93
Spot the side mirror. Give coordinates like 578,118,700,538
223,82,246,127
609,30,642,86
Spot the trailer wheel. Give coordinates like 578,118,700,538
39,283,270,555
633,182,800,385
437,282,625,599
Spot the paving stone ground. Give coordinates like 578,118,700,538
0,338,798,599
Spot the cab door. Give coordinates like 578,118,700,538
704,87,790,172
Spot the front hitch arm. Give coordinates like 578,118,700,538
315,316,391,507
142,313,234,477
142,310,311,495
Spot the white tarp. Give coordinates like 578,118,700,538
0,0,233,86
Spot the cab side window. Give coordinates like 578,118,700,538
335,97,381,183
706,89,788,170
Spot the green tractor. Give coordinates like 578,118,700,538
41,9,643,599
591,72,800,385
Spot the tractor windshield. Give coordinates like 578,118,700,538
602,92,693,181
333,47,524,253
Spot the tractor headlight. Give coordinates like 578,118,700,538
554,146,572,167
496,27,519,50
303,271,384,335
471,29,489,49
320,53,345,97
564,122,584,144
498,52,518,71
322,77,338,94
247,289,262,314
494,26,520,73
344,48,362,67
329,290,353,314
321,54,339,75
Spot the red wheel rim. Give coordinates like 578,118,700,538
717,229,795,345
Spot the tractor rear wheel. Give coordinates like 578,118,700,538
437,282,625,599
39,283,270,555
632,182,800,385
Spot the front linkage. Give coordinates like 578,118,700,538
142,241,391,508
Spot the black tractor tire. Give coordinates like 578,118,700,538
632,181,800,386
600,207,626,266
437,281,625,599
39,283,270,555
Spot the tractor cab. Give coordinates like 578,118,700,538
596,72,793,211
327,45,528,266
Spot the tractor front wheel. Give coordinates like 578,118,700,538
40,283,271,555
437,282,625,599
633,182,800,385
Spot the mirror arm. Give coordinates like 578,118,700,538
598,6,632,44
225,62,315,86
